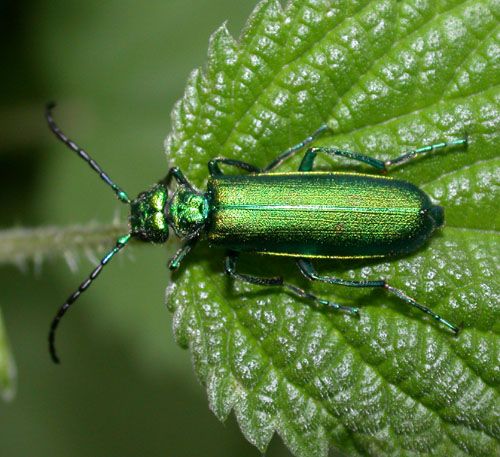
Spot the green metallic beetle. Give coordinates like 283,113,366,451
46,103,467,363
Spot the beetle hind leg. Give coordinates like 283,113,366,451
225,253,358,315
298,259,385,287
298,259,460,334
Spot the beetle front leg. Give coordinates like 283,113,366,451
225,253,359,315
208,158,260,177
297,259,460,334
209,124,329,176
160,167,195,190
168,237,199,271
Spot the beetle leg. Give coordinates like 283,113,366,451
160,167,196,191
298,259,385,287
263,124,329,171
384,137,468,169
225,253,359,315
168,237,199,271
297,259,460,334
298,147,386,172
297,137,467,172
208,158,261,177
225,252,282,286
383,284,460,334
209,124,329,175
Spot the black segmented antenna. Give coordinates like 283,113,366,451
45,102,131,204
48,235,131,364
45,103,133,363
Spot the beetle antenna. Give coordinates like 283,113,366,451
49,234,131,364
45,102,131,204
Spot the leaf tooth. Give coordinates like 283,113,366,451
206,23,239,79
276,381,329,457
239,0,284,47
232,368,278,452
206,367,238,421
165,67,213,179
170,280,195,350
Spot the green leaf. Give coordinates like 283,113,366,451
165,0,499,456
0,307,16,402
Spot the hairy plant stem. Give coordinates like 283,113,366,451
0,222,129,268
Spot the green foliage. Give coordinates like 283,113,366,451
0,308,15,402
165,0,499,456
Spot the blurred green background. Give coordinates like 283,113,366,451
0,1,295,455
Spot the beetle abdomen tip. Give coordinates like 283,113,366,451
429,205,444,228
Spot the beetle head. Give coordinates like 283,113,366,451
130,184,169,243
